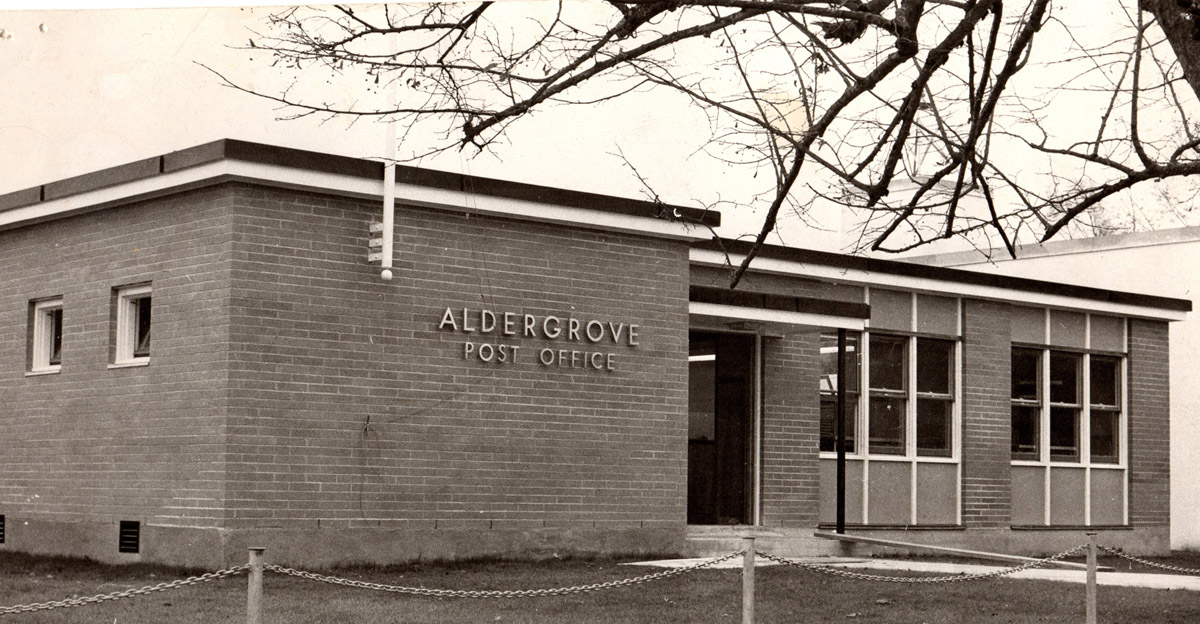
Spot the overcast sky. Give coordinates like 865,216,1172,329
1,0,836,246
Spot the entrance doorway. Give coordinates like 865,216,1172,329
687,332,757,525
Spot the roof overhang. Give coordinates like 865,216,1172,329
690,247,1189,322
0,140,717,242
688,285,870,333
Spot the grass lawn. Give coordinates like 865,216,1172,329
3,551,1200,623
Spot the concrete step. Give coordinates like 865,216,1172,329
683,527,868,558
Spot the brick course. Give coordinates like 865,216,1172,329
221,184,692,530
0,187,234,531
960,299,1013,527
760,329,821,526
1129,319,1171,527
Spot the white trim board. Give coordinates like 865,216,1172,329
1,159,711,242
690,249,1187,321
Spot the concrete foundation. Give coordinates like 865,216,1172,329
0,517,691,569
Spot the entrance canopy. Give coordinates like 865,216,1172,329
688,285,870,333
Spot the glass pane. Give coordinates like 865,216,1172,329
917,338,953,395
916,398,952,457
1011,405,1040,459
1011,348,1040,401
1049,406,1080,461
819,332,860,394
1090,409,1120,464
49,307,63,365
1049,352,1079,405
869,335,907,392
1090,356,1120,407
820,397,858,453
134,296,152,357
869,396,906,455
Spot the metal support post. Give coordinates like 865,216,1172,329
1086,532,1098,624
742,536,756,624
247,547,265,624
836,328,847,534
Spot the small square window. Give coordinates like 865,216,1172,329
29,298,63,373
114,285,152,365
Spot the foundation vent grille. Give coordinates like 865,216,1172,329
118,520,139,553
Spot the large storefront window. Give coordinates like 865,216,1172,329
1010,309,1127,526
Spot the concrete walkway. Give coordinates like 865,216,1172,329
629,557,1200,592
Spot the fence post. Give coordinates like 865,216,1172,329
742,536,756,624
1086,533,1098,624
247,547,265,624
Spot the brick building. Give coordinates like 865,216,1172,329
0,140,1189,568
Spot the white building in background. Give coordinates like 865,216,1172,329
915,227,1200,550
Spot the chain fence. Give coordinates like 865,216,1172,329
3,539,1194,622
0,564,249,616
264,549,745,599
1098,545,1200,576
755,544,1089,584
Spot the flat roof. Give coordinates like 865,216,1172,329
1,138,1188,317
693,239,1192,315
0,138,720,229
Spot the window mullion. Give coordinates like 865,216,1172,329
907,336,916,459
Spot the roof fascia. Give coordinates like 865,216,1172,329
690,247,1189,321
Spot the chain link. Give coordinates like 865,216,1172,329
755,544,1089,584
1097,545,1200,576
265,550,744,599
0,565,250,616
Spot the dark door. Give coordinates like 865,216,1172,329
688,332,755,525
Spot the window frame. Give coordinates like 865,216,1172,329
112,284,152,367
867,333,909,456
1010,346,1126,468
1047,351,1083,462
28,297,64,375
1010,347,1042,460
817,328,962,463
1089,355,1123,465
915,337,955,458
819,331,860,453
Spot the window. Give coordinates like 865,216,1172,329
1011,348,1123,464
819,332,859,452
916,338,954,457
1049,352,1081,461
1010,348,1041,459
1090,356,1121,464
853,333,958,457
868,334,907,455
114,285,152,365
29,298,63,373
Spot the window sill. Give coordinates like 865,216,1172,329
108,359,150,369
25,368,61,377
817,523,964,531
1011,461,1126,469
1011,525,1131,531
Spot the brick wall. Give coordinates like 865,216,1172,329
221,184,693,531
0,187,234,530
960,299,1012,527
1129,319,1171,526
759,329,821,526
